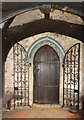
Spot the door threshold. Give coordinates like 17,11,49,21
33,104,61,108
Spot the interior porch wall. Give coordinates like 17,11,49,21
4,32,82,108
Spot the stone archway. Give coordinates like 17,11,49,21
27,37,64,106
4,33,83,109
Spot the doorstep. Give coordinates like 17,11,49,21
32,104,61,108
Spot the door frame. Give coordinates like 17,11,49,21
28,44,63,106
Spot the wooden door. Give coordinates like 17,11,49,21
33,45,60,104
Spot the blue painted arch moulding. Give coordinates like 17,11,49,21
25,37,65,62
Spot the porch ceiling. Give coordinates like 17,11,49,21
2,2,84,19
2,2,84,63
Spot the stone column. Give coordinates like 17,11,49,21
29,62,33,106
59,62,63,106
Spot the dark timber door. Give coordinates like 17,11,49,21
33,45,60,104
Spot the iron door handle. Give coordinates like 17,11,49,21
37,68,40,72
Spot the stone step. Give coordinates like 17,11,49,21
32,104,61,108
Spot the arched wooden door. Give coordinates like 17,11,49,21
33,45,60,104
